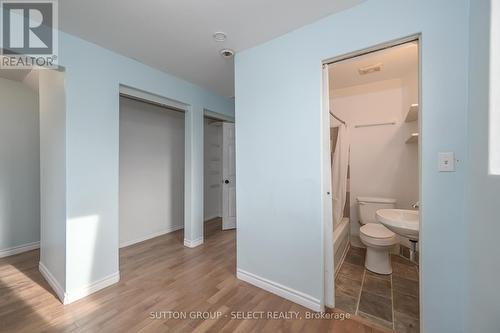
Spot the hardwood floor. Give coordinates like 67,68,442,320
0,219,389,332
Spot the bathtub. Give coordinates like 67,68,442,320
333,217,350,276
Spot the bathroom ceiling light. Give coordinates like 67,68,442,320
358,63,383,75
220,48,235,58
213,32,227,42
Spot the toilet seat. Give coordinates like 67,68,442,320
360,224,397,247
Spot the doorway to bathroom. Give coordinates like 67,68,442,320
323,37,421,332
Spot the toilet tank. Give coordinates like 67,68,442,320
357,196,396,224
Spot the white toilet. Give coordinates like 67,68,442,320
357,196,397,274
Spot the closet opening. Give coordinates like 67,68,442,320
118,94,185,251
203,111,236,231
0,69,41,259
0,67,68,306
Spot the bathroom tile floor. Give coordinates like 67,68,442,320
335,247,420,333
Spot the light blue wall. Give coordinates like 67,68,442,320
39,70,67,289
466,0,500,331
57,33,234,293
235,0,469,331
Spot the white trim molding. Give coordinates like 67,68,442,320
120,85,189,113
120,225,183,248
490,0,500,175
204,109,235,123
64,272,120,304
0,241,40,258
39,261,66,303
39,262,120,305
183,237,203,248
236,268,323,312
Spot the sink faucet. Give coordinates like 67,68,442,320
412,201,420,209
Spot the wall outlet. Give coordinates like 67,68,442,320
438,152,455,172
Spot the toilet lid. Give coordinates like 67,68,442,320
360,224,395,239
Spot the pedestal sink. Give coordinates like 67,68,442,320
376,209,419,241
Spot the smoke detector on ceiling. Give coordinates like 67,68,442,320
220,48,234,58
358,63,383,75
213,32,227,42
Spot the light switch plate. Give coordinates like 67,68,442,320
438,152,455,172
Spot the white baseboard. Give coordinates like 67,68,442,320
120,225,183,248
0,241,40,258
184,237,203,248
236,268,322,312
39,261,120,305
39,261,66,303
64,271,120,304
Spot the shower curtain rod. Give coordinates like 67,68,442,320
329,111,346,125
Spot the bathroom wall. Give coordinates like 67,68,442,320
401,68,420,138
119,97,185,248
0,77,40,256
331,78,419,246
204,119,222,221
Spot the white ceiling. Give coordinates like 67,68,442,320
59,0,365,97
329,42,418,91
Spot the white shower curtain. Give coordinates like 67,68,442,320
331,124,350,230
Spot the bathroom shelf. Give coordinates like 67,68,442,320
405,104,419,122
406,132,419,144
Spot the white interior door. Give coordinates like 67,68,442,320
222,122,236,230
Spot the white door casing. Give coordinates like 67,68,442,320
222,122,236,230
322,64,334,308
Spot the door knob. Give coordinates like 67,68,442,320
224,179,230,184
